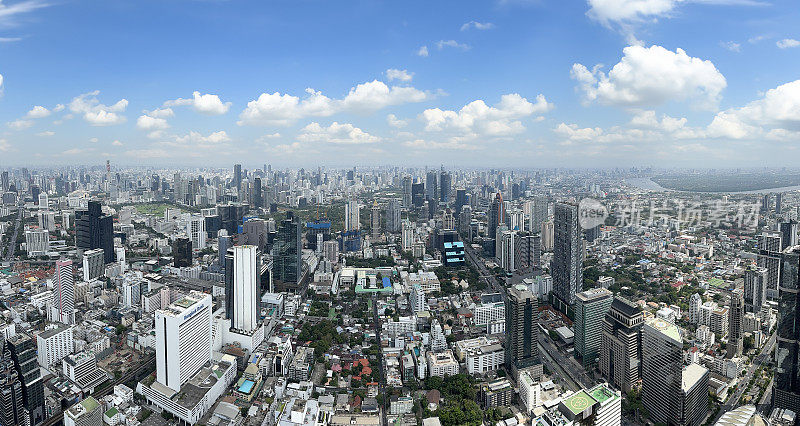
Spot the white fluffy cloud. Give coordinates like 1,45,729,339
707,79,800,139
298,122,380,144
238,80,430,126
0,139,9,152
387,114,407,128
386,68,414,82
173,130,231,144
165,91,231,115
587,0,680,27
417,46,429,57
112,140,123,146
572,45,726,109
421,93,553,137
460,21,494,31
68,90,128,126
25,105,50,118
777,39,800,49
136,114,169,130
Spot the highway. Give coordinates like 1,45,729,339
2,205,22,261
710,332,776,423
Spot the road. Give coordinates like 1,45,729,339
710,332,776,423
2,205,22,261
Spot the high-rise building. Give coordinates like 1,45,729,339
426,170,438,201
172,238,192,267
574,288,613,368
642,318,708,426
385,198,402,233
188,216,206,250
744,266,767,313
224,246,259,332
75,201,114,263
82,248,104,282
515,232,541,271
757,232,782,301
25,228,50,256
36,325,74,370
776,192,783,215
0,343,26,426
155,291,213,392
401,176,412,208
371,201,381,239
599,296,643,393
497,230,516,273
781,220,798,250
252,177,263,208
411,182,425,207
218,230,231,270
439,170,451,203
272,212,302,293
552,202,583,309
505,285,540,377
6,333,45,426
727,290,745,359
402,219,415,252
541,220,554,251
233,164,242,190
52,260,75,325
488,193,506,243
774,246,800,412
455,188,468,216
345,200,360,232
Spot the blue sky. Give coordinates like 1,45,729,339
0,0,798,168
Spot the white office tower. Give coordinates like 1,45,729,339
345,200,360,231
410,283,426,313
38,193,49,209
402,220,414,251
155,291,213,392
38,210,56,231
25,228,50,256
229,246,259,332
115,246,127,273
82,248,105,282
37,325,74,370
188,216,207,249
52,259,75,324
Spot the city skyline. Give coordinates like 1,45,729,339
0,1,798,167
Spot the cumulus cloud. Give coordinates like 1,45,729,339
777,39,800,49
165,91,231,115
238,80,430,126
25,105,50,118
707,79,800,139
386,68,414,82
387,114,407,128
298,122,380,145
421,93,553,137
417,46,429,57
572,44,726,110
173,130,231,144
460,21,495,31
136,114,169,130
68,90,128,126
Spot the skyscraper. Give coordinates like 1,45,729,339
599,296,643,393
155,291,212,392
642,318,708,426
552,202,583,309
780,219,798,250
172,238,192,267
774,245,800,412
757,232,782,301
426,170,438,201
727,290,744,359
505,284,540,377
81,248,104,282
0,343,25,426
371,201,381,239
744,266,768,313
272,212,302,293
385,198,402,233
233,163,242,189
188,216,207,249
75,201,114,263
574,288,613,368
488,192,506,243
345,200,360,232
217,230,231,271
455,188,468,216
776,192,783,214
439,170,451,203
225,246,259,332
252,177,263,208
6,333,45,426
411,182,425,207
401,176,412,208
52,259,75,324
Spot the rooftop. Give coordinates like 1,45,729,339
562,390,597,415
682,363,709,392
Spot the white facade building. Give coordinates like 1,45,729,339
82,248,105,281
37,325,74,370
155,291,213,392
